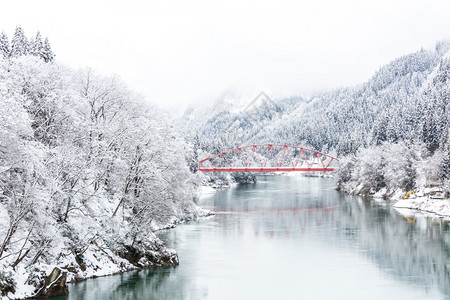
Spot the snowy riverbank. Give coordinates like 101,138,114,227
393,197,450,219
352,186,450,219
0,54,215,299
340,185,450,219
0,204,212,300
367,186,450,219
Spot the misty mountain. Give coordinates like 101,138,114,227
177,40,450,196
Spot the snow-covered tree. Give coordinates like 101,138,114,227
30,31,44,57
441,147,450,181
41,37,55,62
0,55,199,297
0,31,9,58
10,26,29,57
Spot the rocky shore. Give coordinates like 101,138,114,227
1,237,179,299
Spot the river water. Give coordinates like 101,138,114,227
60,176,450,299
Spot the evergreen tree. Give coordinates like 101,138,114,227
442,147,450,180
30,31,44,57
402,145,417,191
41,37,55,62
371,113,388,145
28,36,35,55
10,26,29,57
188,135,200,173
0,31,9,58
421,109,440,153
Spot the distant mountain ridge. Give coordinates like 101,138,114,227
176,40,450,195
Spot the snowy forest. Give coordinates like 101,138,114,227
177,40,450,197
1,25,450,299
0,27,203,298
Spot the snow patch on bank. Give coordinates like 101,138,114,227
3,265,35,300
394,197,450,219
357,186,450,219
201,185,217,195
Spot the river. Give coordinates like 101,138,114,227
57,176,450,299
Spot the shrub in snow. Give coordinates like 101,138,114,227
0,271,15,296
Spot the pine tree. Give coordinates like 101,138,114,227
371,114,388,145
403,145,417,191
28,36,35,55
442,147,450,180
41,37,55,62
10,26,29,57
30,31,44,57
188,135,200,173
0,31,10,58
421,108,440,153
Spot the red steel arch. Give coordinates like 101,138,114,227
199,144,338,172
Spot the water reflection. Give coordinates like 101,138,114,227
337,197,450,296
60,176,450,299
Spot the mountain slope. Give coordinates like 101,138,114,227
177,40,450,195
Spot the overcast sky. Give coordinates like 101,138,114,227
3,0,450,113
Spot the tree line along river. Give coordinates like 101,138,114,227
56,176,450,299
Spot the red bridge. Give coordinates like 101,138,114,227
199,144,338,172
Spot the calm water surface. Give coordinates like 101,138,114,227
59,176,450,299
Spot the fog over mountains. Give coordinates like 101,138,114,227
1,27,449,298
177,40,450,195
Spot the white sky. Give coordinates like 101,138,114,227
3,0,450,113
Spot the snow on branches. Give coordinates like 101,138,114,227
0,55,198,297
1,26,54,62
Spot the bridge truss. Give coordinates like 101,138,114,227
198,144,338,172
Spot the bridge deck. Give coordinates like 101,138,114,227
198,144,338,172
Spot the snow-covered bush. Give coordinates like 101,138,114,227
337,140,449,197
